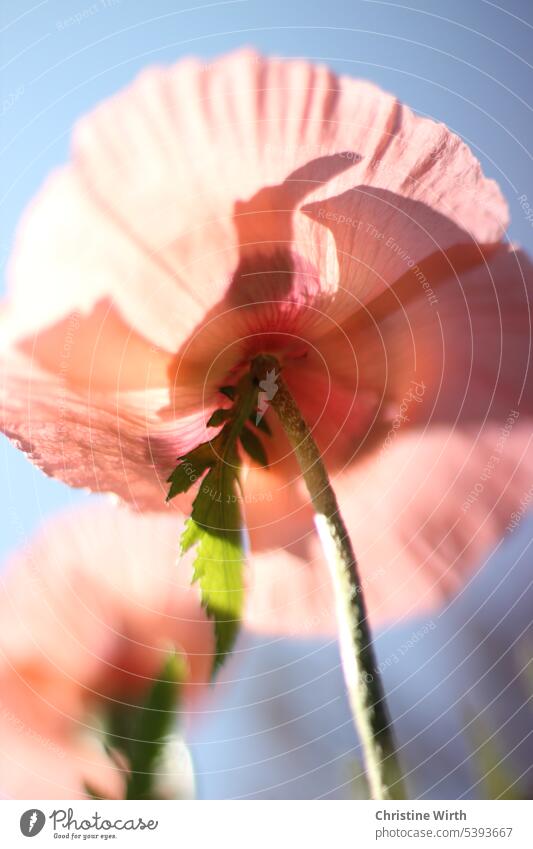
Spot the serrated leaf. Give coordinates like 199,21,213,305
166,442,217,501
240,425,268,467
174,374,266,674
181,457,245,672
206,408,232,428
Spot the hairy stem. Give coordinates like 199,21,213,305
252,355,406,800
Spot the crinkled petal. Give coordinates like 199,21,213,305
246,247,533,631
2,51,507,508
0,342,211,510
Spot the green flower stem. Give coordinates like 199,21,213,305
252,355,406,800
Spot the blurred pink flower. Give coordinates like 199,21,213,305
1,50,532,627
0,506,213,799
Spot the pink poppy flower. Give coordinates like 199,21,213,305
1,50,532,629
0,505,213,799
246,244,533,631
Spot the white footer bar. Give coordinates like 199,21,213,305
2,799,530,847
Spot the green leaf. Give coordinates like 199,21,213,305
181,454,245,672
174,374,268,674
219,385,236,401
166,441,218,501
240,425,268,467
250,412,272,435
206,408,232,428
126,651,186,800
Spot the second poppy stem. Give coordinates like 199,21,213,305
252,355,406,801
